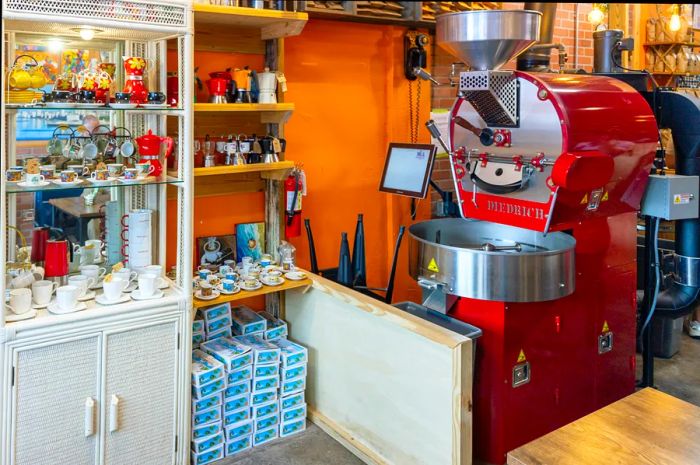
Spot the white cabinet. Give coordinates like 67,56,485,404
13,336,101,465
7,315,182,465
102,321,179,465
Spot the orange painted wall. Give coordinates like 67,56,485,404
168,19,432,304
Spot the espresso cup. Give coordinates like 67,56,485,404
137,273,158,297
199,282,213,297
103,277,125,301
113,268,137,285
85,239,104,261
147,91,166,104
6,169,23,182
25,173,45,185
40,165,56,179
135,162,155,178
67,275,96,297
198,268,212,280
219,265,233,276
60,170,78,183
80,264,106,281
107,163,124,178
7,288,32,315
114,92,131,104
206,274,221,286
221,279,237,293
244,278,258,288
56,285,80,312
124,168,139,180
69,164,90,176
91,169,110,181
52,90,72,102
79,90,95,102
31,280,57,306
260,254,273,267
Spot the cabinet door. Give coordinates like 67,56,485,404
13,336,100,465
102,320,179,465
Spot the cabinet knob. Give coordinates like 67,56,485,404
109,395,120,433
84,397,96,437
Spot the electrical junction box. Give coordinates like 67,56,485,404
641,174,699,220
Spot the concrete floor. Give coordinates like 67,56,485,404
642,332,700,407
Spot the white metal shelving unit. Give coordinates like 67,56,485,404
1,1,194,464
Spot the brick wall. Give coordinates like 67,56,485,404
429,3,597,215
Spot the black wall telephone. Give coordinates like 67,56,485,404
404,31,429,80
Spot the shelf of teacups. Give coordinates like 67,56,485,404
193,102,294,123
5,175,183,195
4,104,186,115
192,275,312,310
192,3,308,40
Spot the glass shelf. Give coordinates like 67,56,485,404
6,104,184,114
6,175,182,194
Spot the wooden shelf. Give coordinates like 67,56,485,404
194,103,294,123
193,4,307,40
193,161,294,180
193,277,312,309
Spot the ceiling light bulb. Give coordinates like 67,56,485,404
79,27,95,41
48,38,63,53
669,5,682,32
588,6,605,26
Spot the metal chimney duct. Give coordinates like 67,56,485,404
517,2,557,71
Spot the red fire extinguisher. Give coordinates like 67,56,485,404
285,167,305,238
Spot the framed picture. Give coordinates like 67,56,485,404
197,234,236,270
235,222,265,262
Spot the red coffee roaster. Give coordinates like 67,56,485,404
407,10,658,464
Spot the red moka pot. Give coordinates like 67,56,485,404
135,130,174,177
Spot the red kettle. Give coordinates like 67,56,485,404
135,130,174,177
44,239,72,284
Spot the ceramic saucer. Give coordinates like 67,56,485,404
217,284,240,295
284,271,308,281
139,103,168,108
88,178,115,186
77,103,107,109
52,179,83,187
194,289,220,301
77,290,96,301
240,281,263,292
17,181,50,188
47,301,88,315
117,177,143,184
109,103,138,109
95,294,131,305
131,289,164,300
6,309,37,322
261,277,285,287
46,102,78,108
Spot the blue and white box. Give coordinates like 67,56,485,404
223,393,250,414
227,364,253,384
201,303,231,322
225,434,252,457
192,406,222,429
192,376,225,400
224,407,252,427
192,350,225,387
234,334,281,365
253,426,279,447
192,420,222,440
192,392,223,414
192,332,205,349
224,419,253,442
251,388,277,407
205,314,232,336
280,375,306,397
280,391,305,411
271,338,308,367
254,412,280,432
201,337,253,372
231,306,267,335
281,403,307,423
253,363,279,378
191,431,225,454
191,444,224,465
280,418,306,438
252,400,279,419
252,375,279,393
259,311,288,340
207,326,232,341
280,363,306,382
224,381,251,399
193,319,205,333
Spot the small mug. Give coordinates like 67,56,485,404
52,90,73,102
68,165,90,176
56,285,80,312
6,288,32,315
200,282,213,297
25,173,45,185
135,162,155,178
79,90,96,103
260,254,272,267
6,169,23,182
219,265,233,276
198,268,212,280
67,274,96,297
80,264,106,281
221,279,237,293
91,169,110,181
147,91,166,104
114,92,131,104
31,280,58,306
206,274,221,286
40,165,56,179
60,170,78,183
120,140,135,158
107,163,124,178
244,278,258,288
124,168,139,180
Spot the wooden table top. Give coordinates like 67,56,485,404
48,195,109,219
508,388,700,465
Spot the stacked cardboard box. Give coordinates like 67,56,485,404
191,349,226,465
272,338,308,438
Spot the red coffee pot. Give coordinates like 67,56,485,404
135,130,174,177
44,239,71,285
30,227,50,265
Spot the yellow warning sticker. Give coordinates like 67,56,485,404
517,349,527,363
428,258,440,273
602,321,610,333
601,191,609,202
580,194,588,205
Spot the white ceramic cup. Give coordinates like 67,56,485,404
67,275,96,297
78,245,96,266
31,280,57,305
80,264,106,281
85,239,104,262
141,264,165,287
113,268,137,286
6,288,32,314
25,173,45,185
137,273,158,297
56,285,80,312
103,277,126,301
